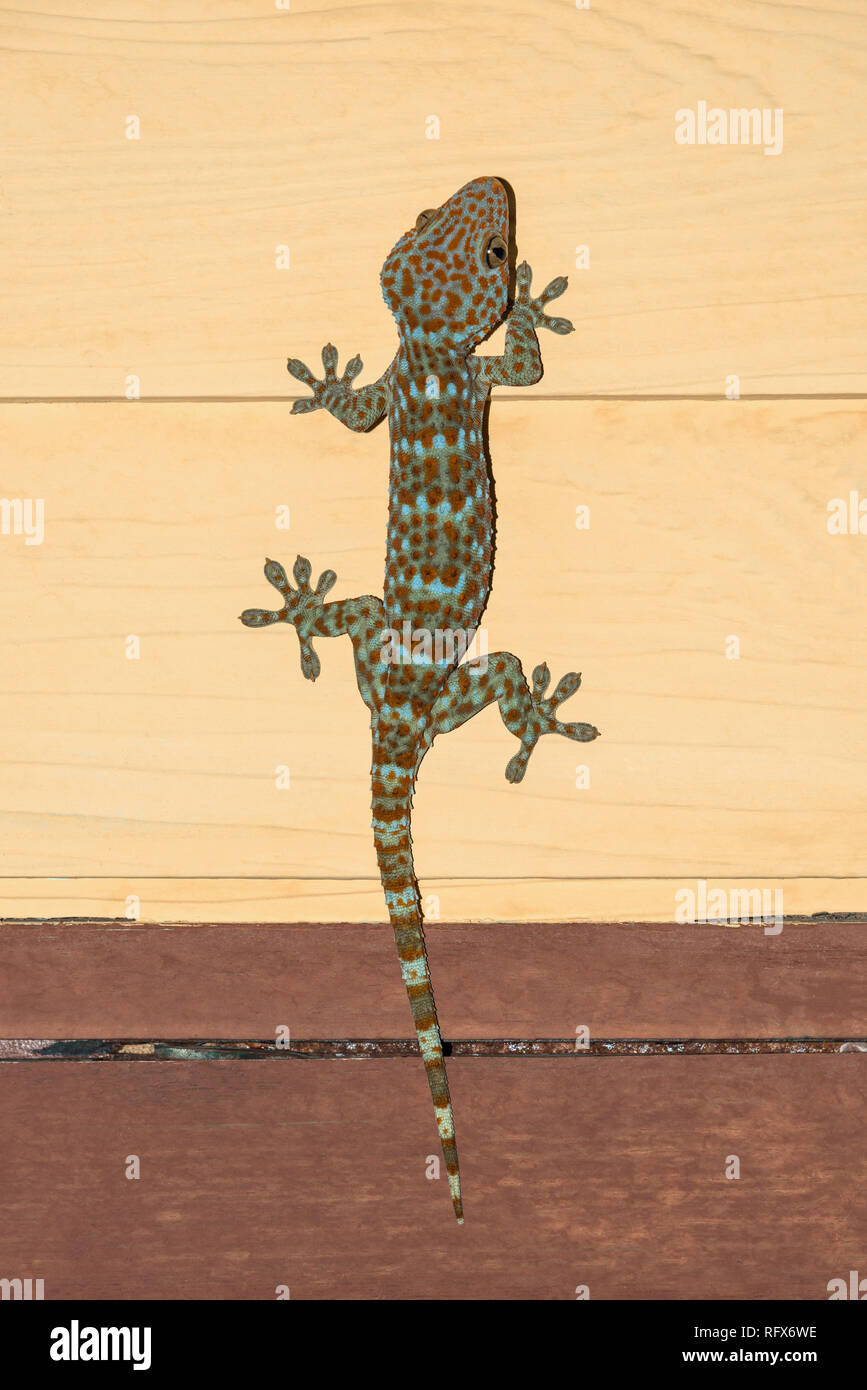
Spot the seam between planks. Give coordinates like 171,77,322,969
2,913,865,925
2,1039,866,1061
1,394,866,405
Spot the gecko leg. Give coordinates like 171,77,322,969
475,262,574,387
240,555,387,711
430,653,599,782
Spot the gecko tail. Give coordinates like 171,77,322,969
393,911,464,1225
373,778,464,1224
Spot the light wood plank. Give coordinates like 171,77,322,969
0,878,865,926
0,399,864,917
0,1,864,396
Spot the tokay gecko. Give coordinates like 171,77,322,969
241,176,599,1222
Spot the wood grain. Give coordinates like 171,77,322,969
2,0,863,1309
2,921,866,1040
0,1,864,397
0,399,863,919
2,878,864,925
1,1056,863,1298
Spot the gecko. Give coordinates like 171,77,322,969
241,176,599,1223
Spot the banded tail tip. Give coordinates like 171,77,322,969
450,1176,464,1224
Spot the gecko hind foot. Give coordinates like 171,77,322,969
505,662,599,783
239,555,336,681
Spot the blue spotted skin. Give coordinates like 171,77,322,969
241,177,599,1223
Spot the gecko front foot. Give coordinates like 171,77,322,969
239,555,336,681
513,261,574,336
505,663,598,783
287,343,364,415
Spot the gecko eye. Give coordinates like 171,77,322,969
415,208,439,232
483,233,508,269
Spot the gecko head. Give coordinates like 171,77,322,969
380,176,512,350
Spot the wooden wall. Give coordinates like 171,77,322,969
1,1,865,1300
1,1,864,919
2,922,866,1299
2,0,864,399
1,399,864,921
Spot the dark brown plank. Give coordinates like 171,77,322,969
0,1057,863,1300
1,921,865,1039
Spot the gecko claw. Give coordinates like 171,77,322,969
565,723,600,741
239,608,282,627
545,672,582,709
264,557,291,594
531,662,551,698
315,568,338,598
293,554,313,590
505,746,532,784
540,275,568,301
299,641,321,682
